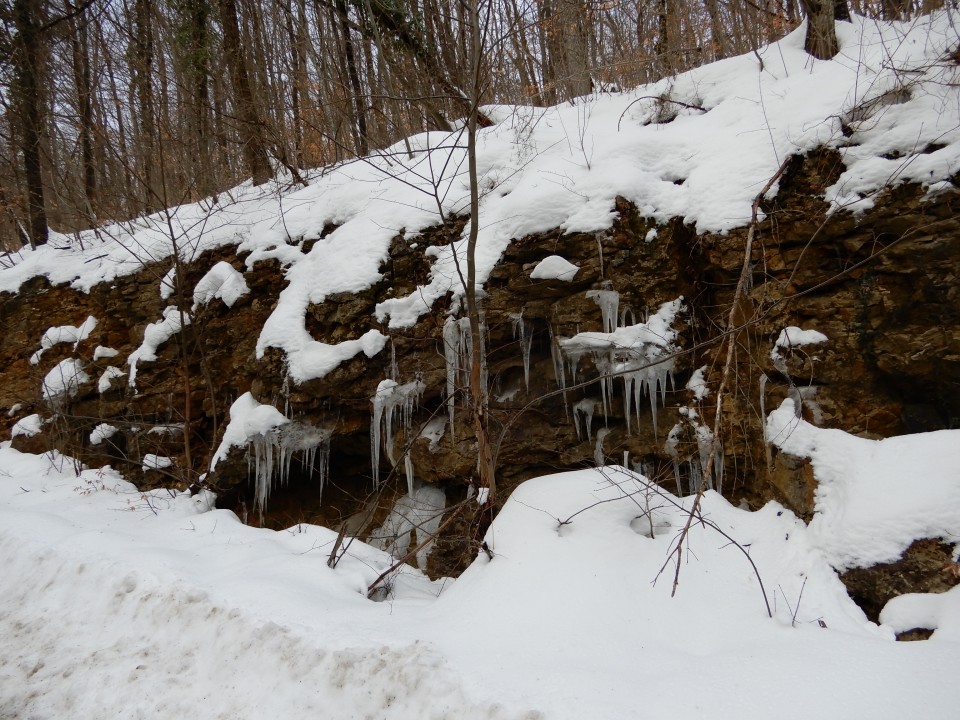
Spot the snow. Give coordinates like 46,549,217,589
210,392,288,470
685,365,710,399
41,358,90,401
766,398,960,570
771,326,829,361
127,305,190,388
89,423,118,445
881,585,960,641
92,344,119,360
10,413,43,438
29,315,98,364
2,16,956,382
192,260,250,310
529,255,580,280
142,453,173,471
97,365,126,393
2,444,959,719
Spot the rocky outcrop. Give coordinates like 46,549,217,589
2,149,959,588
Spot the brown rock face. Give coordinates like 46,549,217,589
839,539,960,626
1,150,958,591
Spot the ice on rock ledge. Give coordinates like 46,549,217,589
211,392,331,520
370,485,446,571
371,377,426,491
562,297,682,439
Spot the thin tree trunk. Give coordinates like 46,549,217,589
13,0,49,246
465,0,496,501
68,3,96,220
219,0,272,185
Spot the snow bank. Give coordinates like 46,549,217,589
2,443,960,719
766,398,960,569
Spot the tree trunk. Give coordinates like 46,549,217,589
219,0,272,185
133,0,159,209
12,0,49,246
68,3,96,220
465,0,496,501
336,0,368,155
801,0,840,60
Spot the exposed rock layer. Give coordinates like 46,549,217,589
2,149,958,589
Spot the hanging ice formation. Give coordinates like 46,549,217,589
548,324,570,419
370,376,426,490
573,398,597,442
442,312,488,435
561,296,683,439
664,408,723,496
586,283,619,333
594,427,610,467
510,312,534,392
248,421,331,521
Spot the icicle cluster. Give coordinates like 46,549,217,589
442,313,488,433
248,421,332,521
371,376,426,491
560,295,683,439
664,407,723,496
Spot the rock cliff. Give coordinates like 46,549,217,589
3,149,957,581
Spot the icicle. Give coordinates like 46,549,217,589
443,317,459,432
623,374,633,435
511,313,534,392
371,376,425,488
586,286,620,333
760,373,772,477
404,453,415,497
623,450,629,468
594,427,610,467
548,324,569,419
573,398,596,442
390,337,398,381
620,305,636,327
248,422,331,522
371,379,397,488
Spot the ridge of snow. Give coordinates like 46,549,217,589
766,398,960,570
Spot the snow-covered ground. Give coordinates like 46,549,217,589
3,407,960,719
